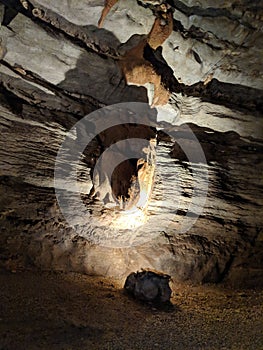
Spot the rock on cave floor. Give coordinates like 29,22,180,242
0,270,262,350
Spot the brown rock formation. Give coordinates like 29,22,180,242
119,8,173,106
98,0,119,28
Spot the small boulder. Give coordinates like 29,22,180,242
124,270,172,303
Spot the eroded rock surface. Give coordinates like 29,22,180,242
0,0,262,287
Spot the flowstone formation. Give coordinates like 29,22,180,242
0,0,262,287
99,0,174,106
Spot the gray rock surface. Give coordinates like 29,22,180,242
124,270,172,303
0,0,262,287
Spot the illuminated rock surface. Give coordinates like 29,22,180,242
0,0,262,287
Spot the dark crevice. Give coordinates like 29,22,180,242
184,79,263,113
198,215,225,226
0,81,24,114
143,43,182,92
212,255,235,283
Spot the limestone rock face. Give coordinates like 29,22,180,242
0,0,262,287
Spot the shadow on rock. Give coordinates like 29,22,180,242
57,25,148,106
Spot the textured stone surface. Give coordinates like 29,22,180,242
124,270,172,303
0,0,262,287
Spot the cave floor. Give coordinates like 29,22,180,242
0,270,262,350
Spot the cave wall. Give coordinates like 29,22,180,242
0,0,262,287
